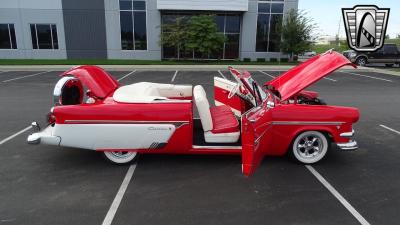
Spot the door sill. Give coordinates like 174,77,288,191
192,145,242,150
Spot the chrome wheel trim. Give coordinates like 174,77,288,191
110,151,133,159
104,151,137,164
292,131,328,164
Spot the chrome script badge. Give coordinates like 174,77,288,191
342,5,390,52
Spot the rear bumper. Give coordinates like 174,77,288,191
27,122,60,145
337,140,358,151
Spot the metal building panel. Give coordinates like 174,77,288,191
157,0,248,11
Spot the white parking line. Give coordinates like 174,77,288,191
117,70,137,82
2,71,52,83
379,124,400,135
171,70,179,82
218,70,227,79
258,70,276,78
306,165,370,225
259,70,337,82
0,126,31,145
341,71,393,82
323,77,337,82
102,163,137,225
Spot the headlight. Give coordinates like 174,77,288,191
349,52,357,58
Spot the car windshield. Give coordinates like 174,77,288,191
242,76,268,101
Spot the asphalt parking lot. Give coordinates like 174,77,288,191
0,67,399,225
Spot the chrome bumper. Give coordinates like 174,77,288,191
27,122,60,145
337,129,358,150
340,129,354,137
337,140,358,151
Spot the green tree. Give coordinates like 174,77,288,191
159,17,188,60
186,15,225,59
280,9,317,61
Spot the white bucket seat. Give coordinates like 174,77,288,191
193,85,240,143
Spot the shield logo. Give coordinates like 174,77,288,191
342,5,390,52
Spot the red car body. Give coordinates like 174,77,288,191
28,51,359,176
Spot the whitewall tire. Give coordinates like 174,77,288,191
290,131,329,164
103,151,137,164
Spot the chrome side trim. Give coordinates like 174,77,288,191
148,142,167,149
192,145,242,150
272,121,344,125
340,129,355,137
255,122,273,145
65,120,187,123
64,120,190,128
337,140,358,150
147,100,192,104
175,122,190,129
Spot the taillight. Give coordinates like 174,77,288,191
46,112,56,125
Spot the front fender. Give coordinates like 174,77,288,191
267,104,359,155
268,123,350,156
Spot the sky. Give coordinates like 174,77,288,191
298,0,400,38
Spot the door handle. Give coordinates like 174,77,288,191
222,90,228,94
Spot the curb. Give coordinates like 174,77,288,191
0,65,399,77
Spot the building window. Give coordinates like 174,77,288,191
221,15,241,59
119,0,147,50
30,24,58,49
0,24,17,49
161,13,240,60
256,1,284,52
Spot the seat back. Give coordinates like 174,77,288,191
193,85,213,131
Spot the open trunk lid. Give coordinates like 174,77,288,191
61,65,119,99
265,51,356,101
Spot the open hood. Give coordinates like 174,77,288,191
265,51,356,101
61,65,119,99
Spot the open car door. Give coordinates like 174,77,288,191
214,76,251,117
241,108,273,176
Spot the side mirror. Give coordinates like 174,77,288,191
267,101,275,108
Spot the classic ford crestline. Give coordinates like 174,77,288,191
27,51,359,176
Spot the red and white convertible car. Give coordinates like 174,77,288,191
27,51,359,176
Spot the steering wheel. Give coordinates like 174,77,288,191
228,67,256,104
228,83,239,99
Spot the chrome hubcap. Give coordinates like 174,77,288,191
296,135,323,158
110,151,133,159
